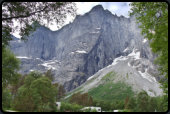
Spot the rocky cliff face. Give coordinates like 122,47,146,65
10,5,160,93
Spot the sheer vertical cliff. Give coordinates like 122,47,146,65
10,5,162,96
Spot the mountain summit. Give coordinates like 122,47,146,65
10,5,162,96
90,5,104,12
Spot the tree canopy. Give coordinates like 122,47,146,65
129,2,168,111
2,2,76,48
12,71,58,112
2,47,20,88
70,92,93,106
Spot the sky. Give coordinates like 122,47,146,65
76,2,131,17
12,2,131,38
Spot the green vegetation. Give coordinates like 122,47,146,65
101,71,116,81
89,72,134,102
85,72,135,111
82,108,97,112
60,102,83,112
130,2,168,111
126,91,165,112
2,48,20,88
85,72,165,112
59,102,97,112
2,88,12,110
2,47,20,111
2,70,66,112
12,71,57,112
69,92,93,106
65,86,83,97
88,82,134,102
126,73,129,79
57,84,66,100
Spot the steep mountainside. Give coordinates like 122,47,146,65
10,5,162,94
65,53,163,99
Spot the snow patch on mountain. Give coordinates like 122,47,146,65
128,62,131,67
16,56,31,59
123,47,129,52
90,31,100,34
111,56,128,66
96,27,101,30
128,49,140,60
75,50,87,54
41,60,57,70
138,70,157,83
87,75,95,81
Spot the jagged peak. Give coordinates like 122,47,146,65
90,4,104,12
92,4,104,9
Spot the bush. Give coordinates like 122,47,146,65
82,108,91,112
91,109,97,112
125,91,165,112
60,102,83,112
82,108,97,112
2,88,12,110
119,109,131,112
70,92,93,106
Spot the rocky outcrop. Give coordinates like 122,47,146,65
10,5,159,92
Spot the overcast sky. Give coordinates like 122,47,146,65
50,2,131,31
76,2,131,17
13,2,131,38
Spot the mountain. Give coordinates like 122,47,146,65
10,5,163,96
